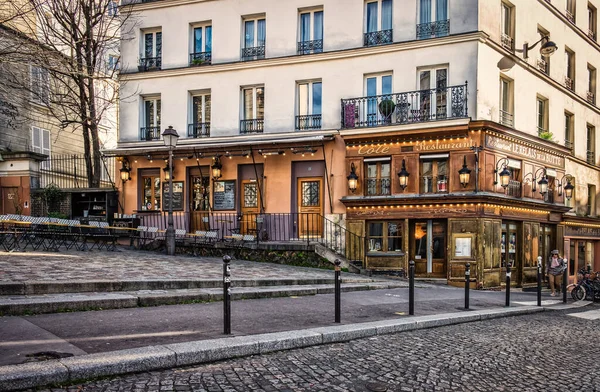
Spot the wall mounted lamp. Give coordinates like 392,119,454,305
558,174,575,200
493,158,511,189
397,159,410,190
347,162,359,193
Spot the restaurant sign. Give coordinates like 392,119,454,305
351,138,475,156
565,226,600,238
485,134,564,168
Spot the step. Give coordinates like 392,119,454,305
0,282,408,316
0,277,378,296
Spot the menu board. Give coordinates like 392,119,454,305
162,181,184,211
213,180,236,210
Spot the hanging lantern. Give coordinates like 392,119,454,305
537,174,549,196
563,180,574,200
211,157,222,180
458,156,472,188
397,159,410,190
163,162,173,181
347,163,359,193
120,159,131,182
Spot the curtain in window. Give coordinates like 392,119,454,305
194,28,202,53
312,82,322,115
366,2,378,32
300,13,310,42
205,26,212,52
436,0,448,21
257,19,266,46
314,11,323,40
382,0,392,30
244,21,254,48
244,89,254,120
155,32,162,57
419,0,431,24
193,96,203,124
256,87,264,119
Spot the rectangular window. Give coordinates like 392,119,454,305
588,64,596,104
565,48,575,91
142,97,161,140
241,86,264,133
418,66,448,121
417,0,449,39
190,25,212,65
189,93,211,137
296,81,322,130
364,0,393,46
589,4,597,40
242,17,266,60
31,126,51,169
141,174,161,211
588,184,596,216
365,159,391,196
298,9,323,54
108,55,119,71
108,0,118,16
564,111,574,152
499,77,513,127
420,155,448,193
364,73,392,125
536,96,548,136
141,30,162,70
566,0,576,23
587,124,595,165
500,2,514,50
30,66,50,105
367,221,404,253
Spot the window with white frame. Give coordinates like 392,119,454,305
240,86,264,133
30,66,50,105
364,0,393,46
191,23,212,65
189,93,211,137
499,76,513,127
566,0,576,23
364,73,392,125
242,17,266,60
536,96,548,136
564,111,574,151
417,66,448,121
31,126,51,169
565,47,575,91
142,96,161,140
589,4,597,40
107,54,119,72
588,64,596,103
141,29,162,70
417,0,449,39
298,9,323,54
296,81,322,130
500,2,514,50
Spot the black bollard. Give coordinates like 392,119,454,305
334,259,341,323
563,263,568,304
505,262,511,307
537,256,542,307
409,260,415,316
223,255,231,335
464,263,470,310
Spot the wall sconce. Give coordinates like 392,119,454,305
493,158,511,189
211,156,222,180
558,174,575,200
163,161,174,181
397,159,410,190
347,163,359,193
525,168,548,196
458,156,472,188
120,158,131,182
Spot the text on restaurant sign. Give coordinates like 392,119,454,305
353,138,475,156
485,134,564,168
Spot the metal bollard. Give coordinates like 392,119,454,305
537,256,542,307
223,255,232,335
409,260,415,315
505,262,511,307
563,263,568,304
334,259,341,323
464,263,470,310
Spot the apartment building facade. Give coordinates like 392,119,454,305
113,0,600,287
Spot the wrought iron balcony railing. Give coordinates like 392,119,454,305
240,119,264,134
537,58,549,74
297,39,323,54
501,33,514,51
295,115,322,131
564,76,574,91
140,126,161,141
537,126,548,137
499,110,514,127
506,180,521,198
364,29,393,46
189,51,212,66
188,123,210,138
587,91,596,104
587,150,596,165
566,10,575,24
416,20,450,39
241,46,265,61
589,30,597,41
138,57,161,72
420,176,449,194
366,178,391,196
564,139,574,151
340,83,468,129
544,188,555,203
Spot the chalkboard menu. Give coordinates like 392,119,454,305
213,180,236,210
162,181,184,211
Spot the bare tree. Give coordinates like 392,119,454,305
0,0,135,187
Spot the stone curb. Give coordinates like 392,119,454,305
0,305,554,391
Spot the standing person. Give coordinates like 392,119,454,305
547,250,565,297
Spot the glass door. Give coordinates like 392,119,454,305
412,220,446,278
501,222,519,285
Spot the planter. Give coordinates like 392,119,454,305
378,99,396,118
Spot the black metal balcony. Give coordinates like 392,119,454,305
140,126,161,141
340,83,468,129
587,91,596,105
364,29,393,46
189,51,212,66
188,123,210,138
295,115,322,131
501,33,514,51
565,139,574,151
499,110,513,127
587,150,596,165
240,119,264,134
416,20,450,39
138,57,161,72
297,39,323,54
537,58,549,75
241,46,265,61
366,178,391,196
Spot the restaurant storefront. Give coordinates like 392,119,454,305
342,121,571,288
561,219,600,285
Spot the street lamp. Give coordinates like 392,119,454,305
162,125,179,256
458,156,472,188
558,174,575,200
347,163,359,193
397,159,410,190
494,158,511,189
497,35,558,71
119,158,131,182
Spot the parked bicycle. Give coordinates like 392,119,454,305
568,268,600,301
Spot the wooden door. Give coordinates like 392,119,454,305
297,177,323,238
431,220,447,277
412,220,446,278
241,180,261,234
1,187,19,214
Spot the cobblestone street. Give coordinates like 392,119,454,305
39,306,600,392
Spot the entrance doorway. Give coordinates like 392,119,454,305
539,225,555,282
1,187,19,214
297,177,323,238
189,168,210,232
411,220,446,277
240,180,261,234
501,221,520,285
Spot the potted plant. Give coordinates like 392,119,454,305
378,99,395,119
191,58,205,66
538,131,554,141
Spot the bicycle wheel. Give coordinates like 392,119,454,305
571,285,586,301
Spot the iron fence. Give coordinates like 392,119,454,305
39,154,116,189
